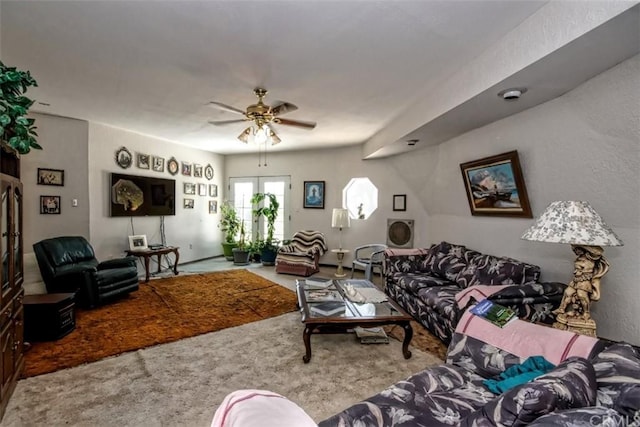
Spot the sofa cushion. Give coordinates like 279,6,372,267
461,357,597,426
38,236,96,267
423,241,472,281
393,272,453,294
319,364,495,427
455,254,541,289
591,343,640,409
414,284,460,320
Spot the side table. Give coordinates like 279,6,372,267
126,246,180,283
331,249,350,278
24,293,76,341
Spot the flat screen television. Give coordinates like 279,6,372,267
110,173,175,217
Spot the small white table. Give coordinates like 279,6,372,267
331,249,350,277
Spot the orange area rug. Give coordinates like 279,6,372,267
23,269,297,378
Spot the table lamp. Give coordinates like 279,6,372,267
521,201,623,336
331,208,350,250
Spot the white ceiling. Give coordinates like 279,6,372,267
1,1,638,157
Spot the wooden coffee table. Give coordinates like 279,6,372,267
296,278,413,363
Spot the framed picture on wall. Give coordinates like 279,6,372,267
198,183,207,196
393,194,406,211
40,195,61,214
137,153,150,169
204,164,214,180
152,156,165,172
193,164,203,178
37,168,64,186
209,200,218,214
303,181,325,209
209,184,218,197
459,150,532,218
181,162,192,176
184,182,196,195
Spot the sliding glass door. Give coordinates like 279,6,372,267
229,176,290,243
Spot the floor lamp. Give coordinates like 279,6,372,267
521,201,623,337
331,208,350,277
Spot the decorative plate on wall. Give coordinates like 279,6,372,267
115,147,132,169
204,164,214,180
167,157,179,175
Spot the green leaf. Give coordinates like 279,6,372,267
0,115,10,126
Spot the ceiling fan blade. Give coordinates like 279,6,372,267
208,119,248,126
275,118,317,129
207,101,245,115
270,101,298,116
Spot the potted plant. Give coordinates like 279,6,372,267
218,201,240,261
251,192,280,266
0,61,41,154
231,219,251,265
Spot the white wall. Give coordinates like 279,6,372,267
224,145,429,266
88,123,225,263
22,113,90,246
388,54,640,344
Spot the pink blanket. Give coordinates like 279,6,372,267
211,389,316,427
456,310,600,365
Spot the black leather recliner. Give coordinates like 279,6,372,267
33,236,139,308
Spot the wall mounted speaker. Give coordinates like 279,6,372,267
387,219,414,248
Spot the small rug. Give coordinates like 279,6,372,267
23,269,297,378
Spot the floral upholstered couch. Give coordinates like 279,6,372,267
318,310,640,427
383,241,566,344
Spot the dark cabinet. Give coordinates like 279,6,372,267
0,144,24,420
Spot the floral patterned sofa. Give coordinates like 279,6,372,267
319,311,640,427
383,241,566,344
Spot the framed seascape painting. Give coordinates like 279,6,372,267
460,150,532,218
303,181,325,209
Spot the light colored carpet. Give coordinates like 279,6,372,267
4,311,442,425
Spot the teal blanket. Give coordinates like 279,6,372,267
483,356,555,394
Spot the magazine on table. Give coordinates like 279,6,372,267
309,301,346,317
304,278,335,290
306,289,343,302
470,299,518,328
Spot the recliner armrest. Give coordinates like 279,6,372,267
98,256,137,270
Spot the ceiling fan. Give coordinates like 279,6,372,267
208,87,317,145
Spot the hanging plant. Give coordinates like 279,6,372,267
0,61,41,154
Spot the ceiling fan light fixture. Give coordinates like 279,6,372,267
269,129,281,145
237,127,252,143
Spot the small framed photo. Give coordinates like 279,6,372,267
181,162,192,176
209,200,218,214
184,182,196,195
37,168,64,186
393,194,407,211
198,183,207,196
184,198,194,209
303,181,325,209
128,234,148,252
40,195,61,214
137,153,150,169
209,184,218,197
193,164,203,178
152,156,165,172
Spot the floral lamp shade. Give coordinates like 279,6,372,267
521,201,623,247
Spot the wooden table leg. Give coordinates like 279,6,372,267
156,254,162,273
172,248,180,275
144,255,151,283
303,325,312,363
401,322,413,359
